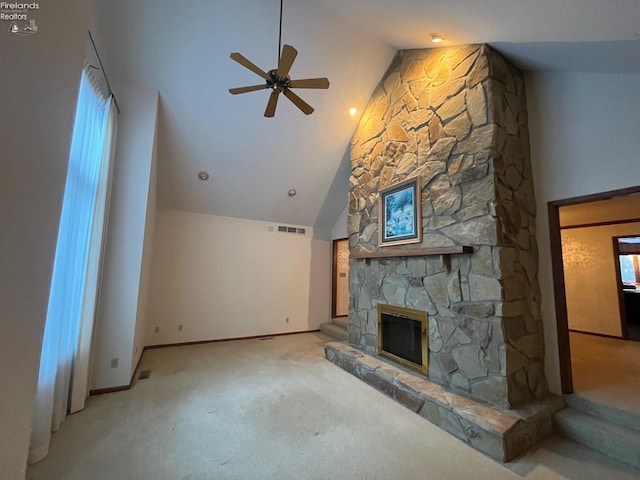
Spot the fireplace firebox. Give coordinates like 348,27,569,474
377,304,428,375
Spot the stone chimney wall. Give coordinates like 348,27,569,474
347,45,547,409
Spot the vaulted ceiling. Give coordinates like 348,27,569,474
96,0,640,235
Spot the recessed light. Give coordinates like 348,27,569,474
198,171,210,181
431,34,443,43
287,189,297,197
349,107,358,116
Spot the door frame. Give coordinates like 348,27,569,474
549,185,640,394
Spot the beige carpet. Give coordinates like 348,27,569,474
28,332,640,480
570,331,640,415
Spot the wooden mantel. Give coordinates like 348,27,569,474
350,245,473,260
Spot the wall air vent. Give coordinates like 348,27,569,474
276,225,306,235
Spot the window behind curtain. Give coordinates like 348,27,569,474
29,66,116,464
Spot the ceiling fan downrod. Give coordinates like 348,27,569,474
278,0,284,64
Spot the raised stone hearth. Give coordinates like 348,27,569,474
325,342,564,462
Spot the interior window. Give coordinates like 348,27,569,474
619,254,640,284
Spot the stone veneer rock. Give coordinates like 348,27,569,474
348,44,547,409
325,342,564,462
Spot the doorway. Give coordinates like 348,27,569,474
615,236,640,341
549,186,640,398
332,238,349,318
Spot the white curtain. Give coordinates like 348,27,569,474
69,98,117,414
29,68,117,464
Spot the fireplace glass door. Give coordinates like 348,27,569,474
377,304,428,374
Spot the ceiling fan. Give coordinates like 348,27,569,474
228,0,330,118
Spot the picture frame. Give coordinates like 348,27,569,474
378,176,422,247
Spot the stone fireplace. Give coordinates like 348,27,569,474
346,44,547,410
325,44,563,462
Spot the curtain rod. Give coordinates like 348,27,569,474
87,30,120,114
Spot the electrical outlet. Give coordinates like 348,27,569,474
154,326,159,333
178,324,183,331
110,358,119,368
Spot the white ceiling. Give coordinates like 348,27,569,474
98,0,640,234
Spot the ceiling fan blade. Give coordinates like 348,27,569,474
289,78,330,89
264,91,279,118
283,88,314,115
277,44,298,79
230,52,270,80
229,84,269,95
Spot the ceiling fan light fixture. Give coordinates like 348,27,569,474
228,0,329,118
431,33,444,43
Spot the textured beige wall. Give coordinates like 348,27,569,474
562,222,640,336
560,195,640,227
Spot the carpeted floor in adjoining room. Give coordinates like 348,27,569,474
570,331,640,415
27,332,640,480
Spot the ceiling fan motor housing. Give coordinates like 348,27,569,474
267,69,291,91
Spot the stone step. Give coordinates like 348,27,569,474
325,341,564,462
564,394,640,433
554,408,640,469
332,317,348,329
319,322,347,341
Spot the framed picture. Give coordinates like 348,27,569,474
378,177,422,247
